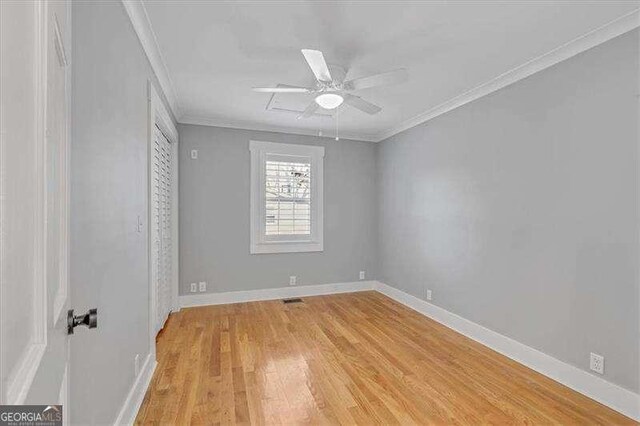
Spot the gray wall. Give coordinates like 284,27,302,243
377,30,639,392
178,125,377,294
71,2,174,423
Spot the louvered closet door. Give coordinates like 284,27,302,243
153,125,173,333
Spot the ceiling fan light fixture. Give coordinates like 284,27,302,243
315,93,343,109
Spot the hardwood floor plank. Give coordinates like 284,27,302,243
135,291,636,425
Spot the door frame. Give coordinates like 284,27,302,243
147,81,179,359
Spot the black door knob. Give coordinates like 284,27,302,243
67,308,98,334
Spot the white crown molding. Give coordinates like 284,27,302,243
179,114,378,142
374,282,640,422
179,280,376,308
123,2,637,143
121,0,180,120
374,8,640,142
113,353,156,425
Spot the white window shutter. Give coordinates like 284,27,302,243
265,157,311,237
249,141,324,254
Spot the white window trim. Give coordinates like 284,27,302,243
250,140,324,254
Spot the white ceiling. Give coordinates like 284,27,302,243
142,1,638,141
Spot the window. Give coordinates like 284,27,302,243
250,141,324,253
265,157,311,237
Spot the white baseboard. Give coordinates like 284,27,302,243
179,280,376,308
374,281,640,421
113,353,157,426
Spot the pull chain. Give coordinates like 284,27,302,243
335,106,339,141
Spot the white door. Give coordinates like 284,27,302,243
152,125,173,333
1,0,74,419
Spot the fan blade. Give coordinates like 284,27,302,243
301,49,332,83
344,68,408,91
253,85,311,93
343,94,382,115
297,101,320,119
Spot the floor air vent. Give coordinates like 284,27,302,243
283,298,303,304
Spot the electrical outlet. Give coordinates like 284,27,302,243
134,354,140,377
590,353,604,374
426,289,432,301
190,282,197,293
289,276,297,286
359,271,365,280
190,149,198,159
199,281,206,292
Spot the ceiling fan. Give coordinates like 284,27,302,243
253,49,407,119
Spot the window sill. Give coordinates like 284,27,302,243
250,241,323,254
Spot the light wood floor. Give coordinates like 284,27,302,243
135,291,635,425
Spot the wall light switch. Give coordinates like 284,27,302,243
199,281,206,292
190,283,197,293
190,149,198,159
